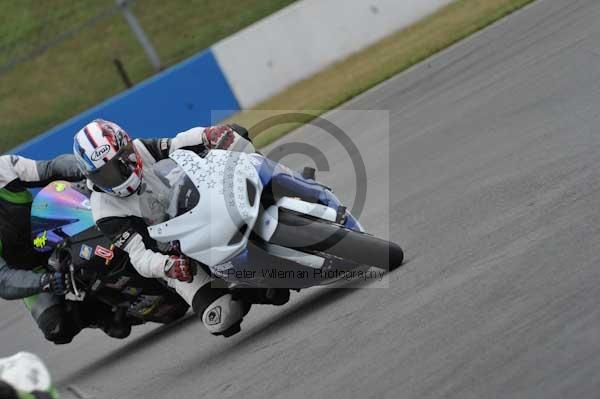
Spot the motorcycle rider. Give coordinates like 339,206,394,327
73,119,256,336
0,154,127,344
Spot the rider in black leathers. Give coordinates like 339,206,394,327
0,154,127,344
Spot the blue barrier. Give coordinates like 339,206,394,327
11,48,240,159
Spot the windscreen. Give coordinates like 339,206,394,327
153,159,200,220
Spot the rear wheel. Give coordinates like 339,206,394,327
269,210,404,271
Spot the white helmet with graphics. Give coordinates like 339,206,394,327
73,119,143,197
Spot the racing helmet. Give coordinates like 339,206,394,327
73,119,143,197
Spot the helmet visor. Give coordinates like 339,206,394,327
87,142,139,189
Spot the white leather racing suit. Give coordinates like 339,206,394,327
91,125,255,335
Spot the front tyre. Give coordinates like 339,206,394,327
269,210,404,271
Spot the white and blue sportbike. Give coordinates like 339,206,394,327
148,149,404,289
31,150,403,335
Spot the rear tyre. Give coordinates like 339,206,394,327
269,210,404,271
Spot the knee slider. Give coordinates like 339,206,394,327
202,294,247,335
191,283,249,335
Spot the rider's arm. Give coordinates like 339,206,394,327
0,156,38,189
0,256,44,300
95,216,170,279
0,154,83,190
139,124,255,161
31,154,83,187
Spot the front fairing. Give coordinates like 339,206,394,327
149,150,263,267
30,181,95,252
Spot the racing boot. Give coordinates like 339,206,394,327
81,301,132,339
98,309,132,339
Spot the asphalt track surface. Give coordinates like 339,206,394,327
3,0,600,397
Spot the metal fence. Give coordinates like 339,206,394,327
1,0,164,78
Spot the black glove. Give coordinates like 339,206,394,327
40,271,72,295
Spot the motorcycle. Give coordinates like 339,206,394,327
31,150,403,335
31,182,190,330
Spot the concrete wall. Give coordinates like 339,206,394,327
212,0,453,108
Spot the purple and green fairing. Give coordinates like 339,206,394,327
30,181,95,252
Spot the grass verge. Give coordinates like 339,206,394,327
0,0,297,152
225,0,536,148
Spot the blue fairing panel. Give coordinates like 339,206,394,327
11,49,240,159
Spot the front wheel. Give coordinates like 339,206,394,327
269,210,404,271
